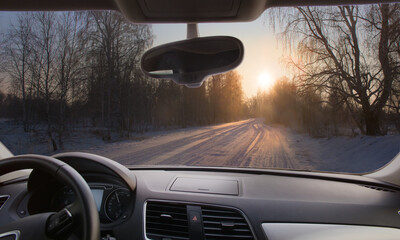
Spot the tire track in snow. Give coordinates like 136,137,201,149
154,119,256,166
113,120,252,165
101,118,317,170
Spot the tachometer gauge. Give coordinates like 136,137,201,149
104,188,131,221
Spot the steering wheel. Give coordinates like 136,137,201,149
0,155,100,240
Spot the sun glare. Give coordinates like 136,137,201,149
257,72,274,90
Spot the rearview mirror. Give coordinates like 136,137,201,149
141,36,244,88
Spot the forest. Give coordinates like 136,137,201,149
0,11,246,150
0,4,399,152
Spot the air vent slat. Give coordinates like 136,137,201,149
204,227,250,232
147,215,188,222
202,209,238,214
202,206,254,240
203,221,248,227
148,204,187,211
147,233,189,240
146,201,189,240
147,227,189,236
204,233,254,239
147,221,189,229
203,215,245,220
147,209,188,217
0,196,9,210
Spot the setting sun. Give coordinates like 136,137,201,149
257,72,274,90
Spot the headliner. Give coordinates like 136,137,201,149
0,0,398,23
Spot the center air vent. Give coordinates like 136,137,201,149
145,201,189,240
202,206,254,240
145,201,254,240
0,195,9,210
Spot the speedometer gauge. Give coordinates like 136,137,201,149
104,188,131,221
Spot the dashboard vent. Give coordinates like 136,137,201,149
146,201,189,240
0,195,9,210
201,206,254,240
362,185,396,193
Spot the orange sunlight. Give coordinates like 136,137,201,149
257,72,275,91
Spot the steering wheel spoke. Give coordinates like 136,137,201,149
46,208,75,238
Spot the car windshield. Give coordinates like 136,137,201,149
0,5,399,174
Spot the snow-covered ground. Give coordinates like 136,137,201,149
0,119,106,155
0,118,399,174
283,127,400,173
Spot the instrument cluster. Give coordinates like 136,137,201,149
51,183,132,224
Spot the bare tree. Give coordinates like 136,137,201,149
85,11,153,137
32,12,58,149
53,12,87,148
2,13,33,131
279,4,399,135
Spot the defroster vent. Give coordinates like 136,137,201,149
145,201,189,240
202,206,254,240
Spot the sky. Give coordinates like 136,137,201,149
0,11,288,97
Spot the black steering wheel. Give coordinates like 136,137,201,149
0,154,100,240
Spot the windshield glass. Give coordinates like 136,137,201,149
0,5,399,174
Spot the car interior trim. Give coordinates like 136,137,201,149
1,0,400,23
0,230,20,240
0,196,9,211
262,223,400,240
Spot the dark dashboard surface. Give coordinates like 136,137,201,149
1,157,400,240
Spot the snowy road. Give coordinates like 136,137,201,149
2,117,398,172
92,119,320,170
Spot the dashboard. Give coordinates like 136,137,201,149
1,153,400,240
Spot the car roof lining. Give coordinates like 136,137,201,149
0,0,117,11
1,0,398,23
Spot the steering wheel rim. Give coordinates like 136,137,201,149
0,154,100,240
